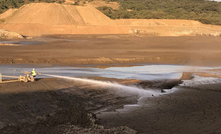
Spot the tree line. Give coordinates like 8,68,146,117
97,0,221,25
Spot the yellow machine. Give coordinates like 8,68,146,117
19,71,36,82
0,70,41,83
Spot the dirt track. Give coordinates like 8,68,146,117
1,36,221,66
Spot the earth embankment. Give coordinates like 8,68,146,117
115,19,202,26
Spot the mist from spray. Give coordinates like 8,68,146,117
180,75,221,87
44,74,158,97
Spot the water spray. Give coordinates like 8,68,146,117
43,74,158,97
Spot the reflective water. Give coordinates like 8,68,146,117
0,64,220,80
0,37,85,45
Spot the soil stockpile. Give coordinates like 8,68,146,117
1,36,221,66
3,3,115,26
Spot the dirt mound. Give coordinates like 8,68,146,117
5,3,115,26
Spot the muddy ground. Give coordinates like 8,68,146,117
98,85,221,134
1,35,221,66
1,35,221,134
0,77,182,134
0,75,221,134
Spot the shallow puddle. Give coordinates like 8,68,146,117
0,64,220,80
0,37,85,45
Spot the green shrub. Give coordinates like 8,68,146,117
97,0,221,25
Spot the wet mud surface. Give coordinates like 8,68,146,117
0,72,221,134
0,77,142,133
97,85,221,134
0,77,182,134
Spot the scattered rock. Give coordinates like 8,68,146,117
0,29,24,39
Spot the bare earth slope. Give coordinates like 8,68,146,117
4,3,115,26
0,9,17,20
0,3,220,36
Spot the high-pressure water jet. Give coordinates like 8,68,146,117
43,74,159,97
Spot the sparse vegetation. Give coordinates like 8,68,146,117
97,0,221,25
0,0,65,13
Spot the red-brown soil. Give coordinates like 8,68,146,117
1,36,221,66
